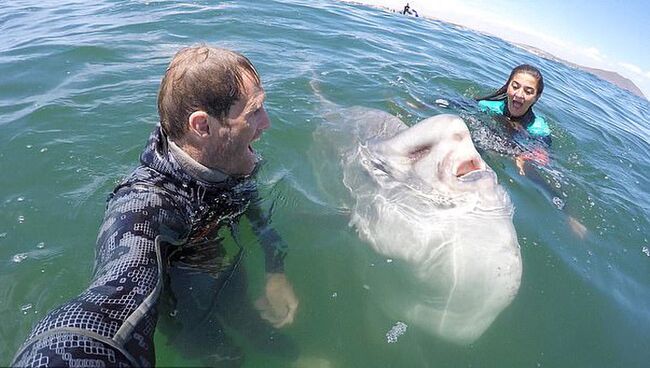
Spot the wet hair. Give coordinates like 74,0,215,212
157,45,261,141
476,64,544,102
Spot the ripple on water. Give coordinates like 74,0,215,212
11,246,62,264
20,303,33,314
12,253,28,263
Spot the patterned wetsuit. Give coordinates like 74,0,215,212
12,126,286,367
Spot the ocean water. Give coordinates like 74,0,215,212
1,0,649,367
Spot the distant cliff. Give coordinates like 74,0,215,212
578,65,647,100
515,43,647,100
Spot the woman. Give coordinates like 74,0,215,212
476,64,550,173
477,65,587,238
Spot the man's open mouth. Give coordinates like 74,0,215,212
249,132,263,153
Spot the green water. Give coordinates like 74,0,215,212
1,1,648,366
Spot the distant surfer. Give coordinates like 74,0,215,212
401,3,418,17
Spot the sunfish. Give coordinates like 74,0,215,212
342,112,522,345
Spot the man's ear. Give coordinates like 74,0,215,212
188,111,210,137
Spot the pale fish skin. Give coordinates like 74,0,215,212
342,111,522,345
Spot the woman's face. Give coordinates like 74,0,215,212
506,72,539,117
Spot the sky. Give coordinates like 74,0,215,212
346,0,650,99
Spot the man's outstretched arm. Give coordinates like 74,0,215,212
245,197,298,328
12,184,190,367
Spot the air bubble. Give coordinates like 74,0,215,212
21,304,33,314
386,321,407,343
435,99,449,108
13,253,28,263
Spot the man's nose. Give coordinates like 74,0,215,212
260,107,271,130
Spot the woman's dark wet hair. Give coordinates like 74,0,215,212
476,64,544,102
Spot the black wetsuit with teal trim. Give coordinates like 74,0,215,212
478,99,552,146
12,126,286,367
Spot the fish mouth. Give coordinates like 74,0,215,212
457,169,492,182
454,157,485,178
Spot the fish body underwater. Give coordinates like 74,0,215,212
338,109,522,344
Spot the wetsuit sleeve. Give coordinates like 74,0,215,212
12,184,191,368
527,114,551,145
245,195,287,274
477,99,505,115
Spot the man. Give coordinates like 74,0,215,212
12,45,298,367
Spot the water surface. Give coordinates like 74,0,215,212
1,1,648,367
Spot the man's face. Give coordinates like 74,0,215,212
206,72,270,175
506,72,539,118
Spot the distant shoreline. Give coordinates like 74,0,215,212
345,1,648,101
513,43,647,101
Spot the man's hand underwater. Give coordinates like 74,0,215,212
255,273,299,328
